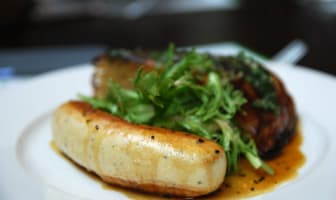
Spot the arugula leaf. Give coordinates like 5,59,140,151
80,45,273,175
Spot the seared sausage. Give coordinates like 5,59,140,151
52,101,226,197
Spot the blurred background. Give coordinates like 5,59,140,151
1,0,336,75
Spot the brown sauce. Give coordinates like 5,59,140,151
205,131,305,199
50,130,305,200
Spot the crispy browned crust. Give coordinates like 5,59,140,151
234,72,297,158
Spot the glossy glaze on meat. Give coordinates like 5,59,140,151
233,72,297,158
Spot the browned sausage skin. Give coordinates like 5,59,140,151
52,101,227,197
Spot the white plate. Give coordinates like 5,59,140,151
1,60,336,200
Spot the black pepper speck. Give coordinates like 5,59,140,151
197,138,204,144
254,176,265,184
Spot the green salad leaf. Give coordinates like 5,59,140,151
80,45,274,175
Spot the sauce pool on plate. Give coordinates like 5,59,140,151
207,131,305,199
50,130,305,200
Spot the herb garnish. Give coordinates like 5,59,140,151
80,45,274,175
217,52,279,113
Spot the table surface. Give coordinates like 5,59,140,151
1,1,336,76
